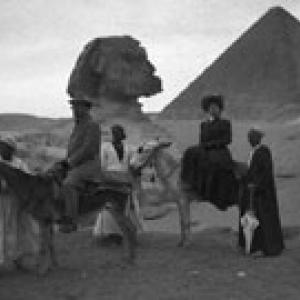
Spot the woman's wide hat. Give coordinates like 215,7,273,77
201,94,224,112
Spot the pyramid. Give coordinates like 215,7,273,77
159,7,300,121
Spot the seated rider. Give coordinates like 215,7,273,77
60,98,100,233
198,94,237,209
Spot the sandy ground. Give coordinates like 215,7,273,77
1,119,300,299
1,223,300,300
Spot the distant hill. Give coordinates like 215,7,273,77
159,7,300,121
0,114,72,170
0,110,176,170
145,112,159,121
0,113,71,133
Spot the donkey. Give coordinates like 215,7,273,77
0,161,137,274
0,140,172,274
130,140,248,247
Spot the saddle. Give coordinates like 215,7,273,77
78,181,132,216
47,160,133,217
82,179,132,195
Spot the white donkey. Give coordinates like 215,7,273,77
130,139,248,247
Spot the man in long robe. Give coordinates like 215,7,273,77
239,128,284,256
0,136,40,267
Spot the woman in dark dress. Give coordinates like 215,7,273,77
239,128,284,256
198,95,238,210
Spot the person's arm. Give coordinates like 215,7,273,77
68,122,100,168
18,159,30,173
247,147,272,190
200,122,209,146
127,145,141,175
126,144,135,163
0,177,7,192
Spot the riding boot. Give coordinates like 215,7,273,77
59,185,78,233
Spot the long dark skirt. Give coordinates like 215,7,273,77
198,145,237,209
181,145,238,210
204,168,239,210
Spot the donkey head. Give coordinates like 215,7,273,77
130,140,172,172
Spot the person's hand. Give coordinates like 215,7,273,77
0,179,7,191
248,183,256,191
60,159,70,169
204,141,214,148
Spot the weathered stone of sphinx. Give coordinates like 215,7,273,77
67,35,171,145
67,35,162,101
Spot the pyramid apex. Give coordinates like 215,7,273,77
255,5,300,31
268,5,287,12
265,6,295,19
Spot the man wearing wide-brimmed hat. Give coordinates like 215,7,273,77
59,98,100,233
238,127,284,256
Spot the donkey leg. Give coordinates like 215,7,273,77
37,223,52,275
177,196,187,247
110,209,137,264
183,195,191,247
49,225,58,268
177,190,192,248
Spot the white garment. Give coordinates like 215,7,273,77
94,142,144,237
0,156,39,264
240,211,259,254
101,142,134,172
244,145,262,254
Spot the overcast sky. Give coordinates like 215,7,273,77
1,0,299,117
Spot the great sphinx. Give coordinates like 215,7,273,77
67,35,165,144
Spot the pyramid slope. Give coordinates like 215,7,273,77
159,7,300,121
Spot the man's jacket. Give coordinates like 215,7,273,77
67,117,100,168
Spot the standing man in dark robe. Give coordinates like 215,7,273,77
239,128,284,256
59,98,100,233
198,95,237,210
